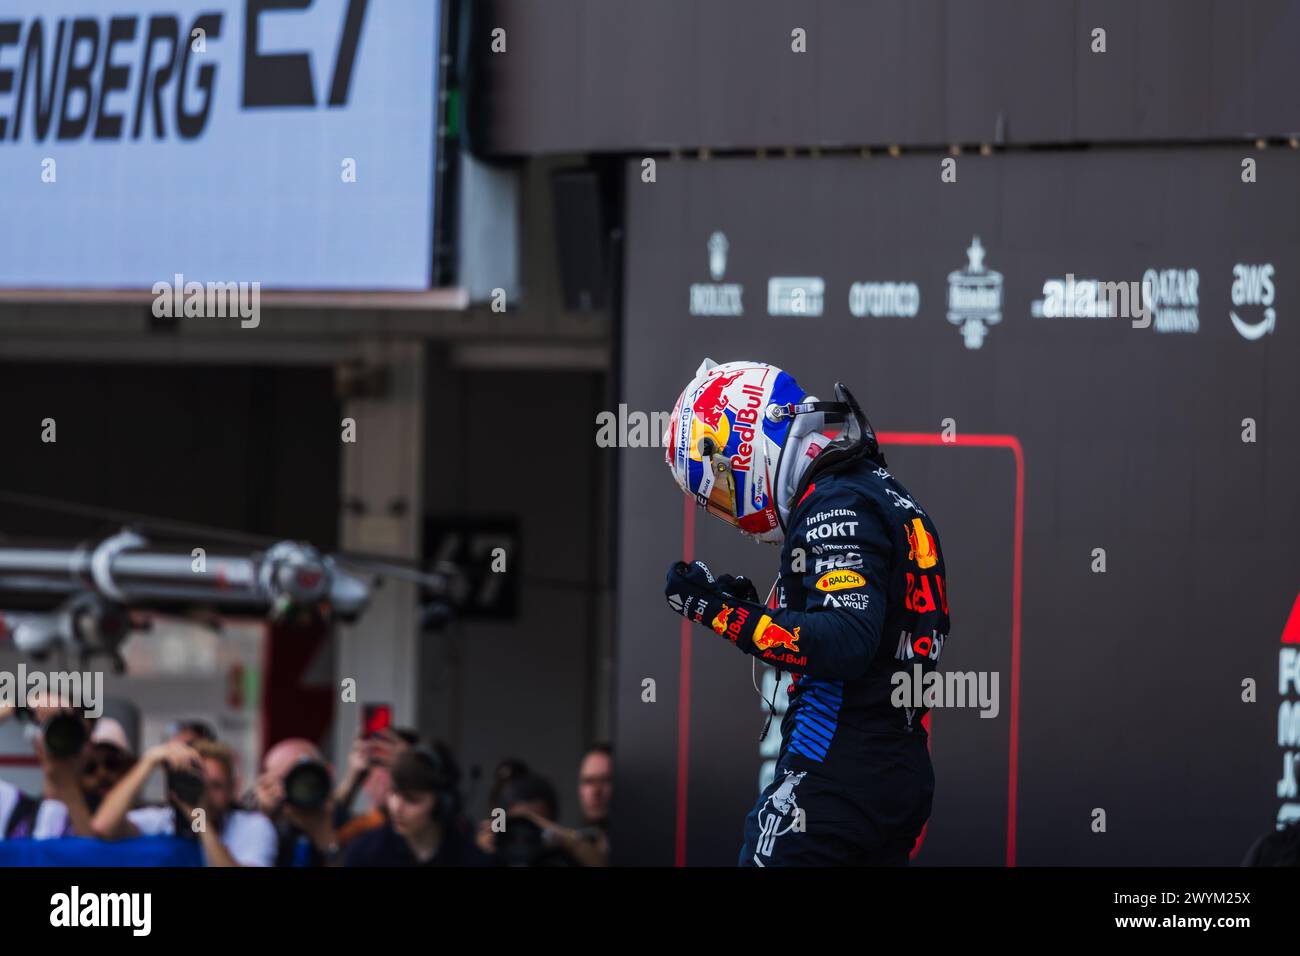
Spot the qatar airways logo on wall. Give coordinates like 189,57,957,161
1139,267,1199,333
0,0,440,290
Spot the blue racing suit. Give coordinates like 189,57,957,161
665,457,951,866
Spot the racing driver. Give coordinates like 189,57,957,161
662,359,951,866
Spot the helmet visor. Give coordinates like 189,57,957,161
697,453,740,528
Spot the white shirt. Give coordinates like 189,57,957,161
2,781,275,865
0,780,79,839
0,780,21,836
127,805,277,867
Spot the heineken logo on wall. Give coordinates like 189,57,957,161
947,236,1004,349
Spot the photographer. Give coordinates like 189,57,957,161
333,727,416,849
0,699,98,840
91,738,276,867
574,743,612,866
81,719,138,811
252,738,341,866
166,719,217,748
344,744,492,867
488,771,593,867
474,758,533,854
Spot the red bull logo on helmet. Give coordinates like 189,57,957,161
691,370,744,430
667,361,798,542
727,383,765,474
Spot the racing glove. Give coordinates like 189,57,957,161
665,493,911,680
664,560,769,650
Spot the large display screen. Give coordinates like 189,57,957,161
0,0,439,289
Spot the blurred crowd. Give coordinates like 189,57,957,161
0,700,612,867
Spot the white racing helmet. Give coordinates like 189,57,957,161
663,359,878,544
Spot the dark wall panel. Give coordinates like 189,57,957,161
0,364,340,547
483,0,1300,154
613,148,1300,865
419,366,610,828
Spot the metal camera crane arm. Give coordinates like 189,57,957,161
0,530,371,619
0,530,378,669
0,489,474,673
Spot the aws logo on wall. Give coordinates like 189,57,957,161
1230,263,1276,341
0,0,370,144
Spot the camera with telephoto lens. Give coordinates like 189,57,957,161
497,814,579,867
283,760,331,811
167,768,205,808
16,708,89,759
41,712,89,759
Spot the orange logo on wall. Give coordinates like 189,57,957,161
906,518,938,569
752,617,801,653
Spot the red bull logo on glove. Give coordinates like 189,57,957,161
762,649,808,667
752,618,801,653
711,604,751,643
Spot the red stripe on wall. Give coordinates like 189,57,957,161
876,431,1025,867
1281,591,1300,644
674,496,696,867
